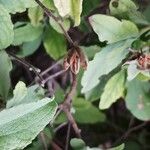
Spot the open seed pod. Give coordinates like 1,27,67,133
63,46,88,74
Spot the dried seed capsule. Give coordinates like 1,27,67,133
63,46,88,74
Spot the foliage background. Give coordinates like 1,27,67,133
0,0,150,150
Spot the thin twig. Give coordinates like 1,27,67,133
113,121,147,146
63,73,77,105
39,132,48,150
7,51,44,83
51,141,62,150
65,123,71,150
123,122,147,139
54,122,68,133
40,59,63,76
51,108,63,124
35,0,75,46
43,70,66,84
128,116,135,129
61,73,81,138
64,109,81,138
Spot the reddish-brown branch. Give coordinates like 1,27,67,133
64,109,81,138
63,73,77,106
51,141,62,150
51,73,81,139
65,123,71,150
61,73,81,138
35,0,81,143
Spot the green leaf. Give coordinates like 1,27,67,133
73,98,105,124
7,81,45,108
0,0,41,14
70,0,83,26
81,39,134,93
85,82,104,102
125,79,150,121
81,45,100,59
0,50,12,100
125,141,141,150
17,36,42,57
85,72,116,102
144,4,150,22
0,4,14,50
0,98,57,150
99,70,126,109
43,0,55,10
129,11,149,26
49,17,70,34
109,0,149,25
89,14,138,43
13,23,43,46
70,139,124,150
55,97,105,124
54,0,83,26
28,6,44,26
109,144,125,150
7,81,27,107
109,0,137,18
70,138,86,150
82,0,100,16
43,26,67,60
136,73,150,81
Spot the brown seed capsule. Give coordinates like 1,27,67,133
137,54,150,70
63,46,88,74
75,47,88,70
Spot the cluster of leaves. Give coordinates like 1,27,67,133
0,0,149,149
81,0,150,120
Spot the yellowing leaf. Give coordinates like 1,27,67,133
53,0,83,26
54,0,70,17
28,6,44,26
70,0,83,26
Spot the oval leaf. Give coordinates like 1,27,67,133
70,0,83,26
54,0,83,26
43,26,67,60
99,70,126,109
13,23,43,46
0,98,57,150
81,39,134,93
54,0,70,17
0,4,14,49
109,0,149,25
0,0,41,14
7,81,45,108
73,98,105,124
126,79,150,121
28,6,44,26
89,14,138,43
0,50,12,100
